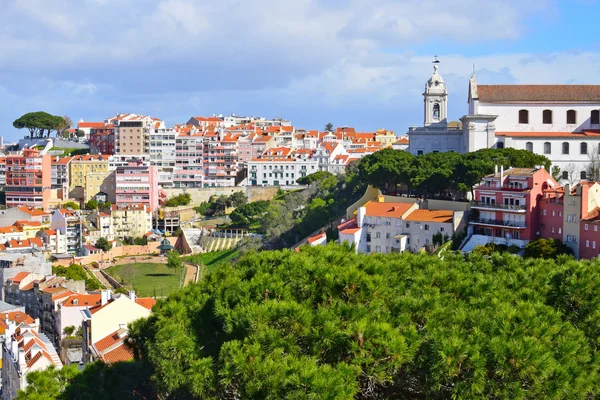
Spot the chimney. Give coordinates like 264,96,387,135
357,206,366,227
18,348,25,368
495,165,498,175
101,290,109,306
377,195,385,203
128,290,136,301
499,165,504,188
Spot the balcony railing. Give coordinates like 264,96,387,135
470,218,526,228
471,201,526,211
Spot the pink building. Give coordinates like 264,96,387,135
115,163,159,212
581,209,600,259
538,186,565,241
468,166,559,248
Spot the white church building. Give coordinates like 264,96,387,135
409,65,600,181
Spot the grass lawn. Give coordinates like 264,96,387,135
183,249,239,270
106,262,181,298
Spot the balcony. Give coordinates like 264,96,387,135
471,201,526,212
470,218,526,229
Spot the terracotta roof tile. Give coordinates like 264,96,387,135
477,85,600,102
363,201,413,218
404,209,454,223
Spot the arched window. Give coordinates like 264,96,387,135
497,142,504,149
581,142,588,154
519,109,529,124
526,142,533,152
544,142,551,154
562,142,570,155
543,109,553,124
432,103,440,120
591,110,600,125
581,171,587,180
567,109,577,124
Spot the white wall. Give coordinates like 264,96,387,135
479,103,600,133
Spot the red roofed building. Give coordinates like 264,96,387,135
339,195,465,254
2,321,62,398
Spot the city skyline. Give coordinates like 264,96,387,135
1,0,599,140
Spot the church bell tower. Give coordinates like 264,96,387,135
423,59,448,127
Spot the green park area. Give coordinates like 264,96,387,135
106,262,181,298
184,249,239,270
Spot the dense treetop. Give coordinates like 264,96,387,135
13,111,68,138
357,148,551,198
25,245,600,399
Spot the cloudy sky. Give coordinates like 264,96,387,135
1,0,599,141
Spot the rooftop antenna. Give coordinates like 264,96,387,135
473,63,476,75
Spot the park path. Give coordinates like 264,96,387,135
183,263,198,285
91,269,117,290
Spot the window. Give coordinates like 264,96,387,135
417,150,423,155
386,233,391,239
432,103,440,120
562,142,570,155
596,226,599,232
519,109,529,124
496,142,504,149
543,210,547,215
586,240,590,248
366,245,371,252
544,142,551,154
375,232,381,239
526,142,533,152
567,235,571,242
440,227,445,232
581,171,587,180
543,109,553,124
559,228,562,234
424,224,429,231
405,223,410,228
552,210,555,216
581,142,588,154
585,224,589,231
567,109,577,124
591,110,599,124
594,241,597,249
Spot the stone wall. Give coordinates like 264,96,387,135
52,237,178,267
161,186,281,204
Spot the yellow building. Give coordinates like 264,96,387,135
374,129,396,147
111,204,152,239
69,155,115,202
13,221,44,239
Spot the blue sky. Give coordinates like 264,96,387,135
1,0,599,141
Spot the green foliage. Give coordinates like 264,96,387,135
194,192,248,217
432,231,444,246
61,201,80,210
228,191,248,208
524,238,573,259
107,263,180,297
74,130,85,138
193,202,212,215
358,147,552,198
472,242,508,256
94,237,111,252
228,200,270,227
13,111,66,138
17,365,81,399
164,193,192,207
508,244,521,254
183,249,240,269
85,199,98,210
325,122,334,132
53,263,101,291
296,170,335,186
100,201,112,210
121,245,600,398
122,237,134,246
166,251,182,274
63,326,75,336
49,147,88,156
133,236,148,246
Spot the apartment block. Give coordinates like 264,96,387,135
115,163,158,213
51,209,83,254
89,123,116,155
110,204,152,239
5,149,51,210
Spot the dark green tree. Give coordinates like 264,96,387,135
13,111,66,138
95,237,112,252
166,250,182,275
85,199,98,210
524,238,573,259
325,122,334,132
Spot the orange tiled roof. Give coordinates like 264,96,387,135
404,209,454,223
363,201,413,218
135,298,156,310
10,272,30,284
17,207,49,217
62,294,102,307
14,220,42,228
0,226,22,234
307,232,326,244
78,122,106,129
477,85,600,102
338,218,360,234
51,157,73,165
101,345,134,364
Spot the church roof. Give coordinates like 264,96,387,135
476,85,600,102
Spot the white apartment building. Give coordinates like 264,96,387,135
2,321,62,400
149,127,176,187
338,197,463,254
247,157,319,186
